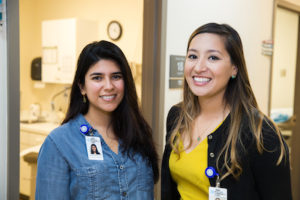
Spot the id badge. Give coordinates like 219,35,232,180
209,186,227,200
85,136,103,160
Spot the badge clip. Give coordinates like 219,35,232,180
80,124,89,135
205,167,220,188
206,166,227,200
80,124,94,136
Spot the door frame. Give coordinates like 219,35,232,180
269,0,300,114
292,19,300,200
142,0,165,199
5,0,20,199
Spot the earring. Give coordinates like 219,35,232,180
83,95,87,103
231,75,236,79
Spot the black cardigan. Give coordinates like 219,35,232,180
161,105,292,200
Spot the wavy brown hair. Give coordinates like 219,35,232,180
170,23,286,180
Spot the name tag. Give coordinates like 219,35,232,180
85,136,103,160
209,186,227,200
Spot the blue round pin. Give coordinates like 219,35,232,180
205,166,219,178
80,124,89,135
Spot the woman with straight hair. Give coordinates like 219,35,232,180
161,23,292,200
91,143,100,154
36,40,158,200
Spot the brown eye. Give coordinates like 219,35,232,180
92,76,102,81
187,54,197,59
112,74,123,80
208,55,220,61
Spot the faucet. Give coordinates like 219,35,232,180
50,86,71,111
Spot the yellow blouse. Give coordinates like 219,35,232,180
169,137,210,200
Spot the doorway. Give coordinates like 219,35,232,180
5,0,163,199
270,1,300,199
18,0,146,199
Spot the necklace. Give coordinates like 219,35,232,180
194,109,228,143
194,122,211,143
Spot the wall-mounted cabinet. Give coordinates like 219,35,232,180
42,18,98,84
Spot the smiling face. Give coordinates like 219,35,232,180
91,145,97,153
184,33,237,102
80,59,124,116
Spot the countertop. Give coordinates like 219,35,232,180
20,122,59,136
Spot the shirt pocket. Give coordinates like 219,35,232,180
72,164,111,200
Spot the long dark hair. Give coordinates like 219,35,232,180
63,40,159,182
90,144,100,154
170,23,286,180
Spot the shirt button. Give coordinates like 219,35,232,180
122,191,127,196
209,152,215,158
208,135,213,140
120,165,124,170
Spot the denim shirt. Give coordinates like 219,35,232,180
36,114,154,200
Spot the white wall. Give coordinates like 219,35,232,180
162,0,274,137
19,0,143,113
